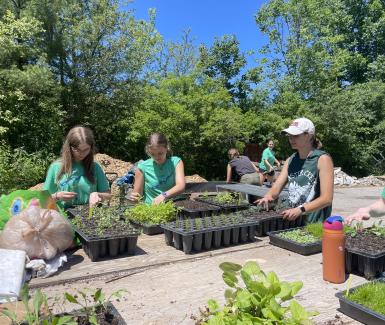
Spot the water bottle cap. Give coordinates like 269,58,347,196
323,215,344,230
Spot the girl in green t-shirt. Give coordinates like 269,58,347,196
129,133,185,205
44,126,111,208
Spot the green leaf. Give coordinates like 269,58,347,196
224,288,235,301
289,300,309,322
277,282,293,301
94,288,102,302
242,261,261,277
89,314,99,325
57,315,76,325
248,282,268,297
0,308,17,321
223,271,238,288
207,299,220,312
219,262,242,272
266,271,279,284
65,293,79,304
240,270,252,287
290,281,303,296
236,290,252,309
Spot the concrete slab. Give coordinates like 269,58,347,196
25,186,385,325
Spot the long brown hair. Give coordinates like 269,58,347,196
57,126,96,183
145,133,172,157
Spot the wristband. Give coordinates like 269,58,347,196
299,205,306,214
161,192,168,198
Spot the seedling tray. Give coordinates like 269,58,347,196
174,199,221,219
345,248,385,279
130,221,164,235
161,215,258,254
336,281,385,325
73,227,139,262
268,227,322,255
194,196,249,213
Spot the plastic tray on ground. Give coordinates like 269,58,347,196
345,248,385,279
130,221,164,235
268,227,322,255
335,280,385,325
174,200,221,219
194,196,250,213
74,227,138,262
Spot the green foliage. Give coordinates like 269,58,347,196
278,229,320,244
0,284,76,325
345,282,385,316
125,201,177,225
0,143,53,195
304,223,323,240
199,261,317,324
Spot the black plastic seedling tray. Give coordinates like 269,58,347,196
174,200,221,219
130,221,164,235
74,227,138,262
161,216,258,254
268,227,322,255
336,281,385,325
345,248,385,279
194,196,250,213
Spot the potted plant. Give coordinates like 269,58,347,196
344,221,385,279
336,279,385,324
195,191,249,213
196,261,317,324
124,201,177,235
69,206,139,261
0,285,127,325
268,222,323,255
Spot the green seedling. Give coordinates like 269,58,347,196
199,261,318,324
125,201,177,225
195,218,203,230
278,228,319,244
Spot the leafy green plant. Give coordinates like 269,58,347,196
0,284,76,325
278,229,320,244
344,281,385,316
195,218,203,230
214,192,239,204
199,261,317,324
368,221,385,238
125,201,177,225
344,221,364,237
63,288,127,325
304,223,323,240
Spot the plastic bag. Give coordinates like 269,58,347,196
0,206,74,260
0,190,58,230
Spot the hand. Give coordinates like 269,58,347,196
281,207,302,220
255,194,274,210
152,194,165,206
345,208,371,225
128,191,141,202
54,191,77,201
89,192,102,206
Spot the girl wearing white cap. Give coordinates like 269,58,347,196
256,117,334,223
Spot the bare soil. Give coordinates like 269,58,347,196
346,231,385,255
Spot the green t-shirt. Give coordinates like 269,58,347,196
138,156,181,205
259,148,276,171
382,187,385,199
43,160,109,208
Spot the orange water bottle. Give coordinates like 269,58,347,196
322,216,346,283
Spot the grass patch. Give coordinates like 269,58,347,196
345,282,385,316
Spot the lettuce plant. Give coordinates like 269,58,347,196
200,261,317,324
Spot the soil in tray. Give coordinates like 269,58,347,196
174,199,219,211
196,196,249,208
346,231,385,255
237,208,282,220
70,206,139,239
67,304,123,325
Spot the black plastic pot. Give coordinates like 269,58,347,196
268,227,322,255
74,228,138,262
174,200,221,219
131,221,164,235
194,196,250,213
345,249,385,279
336,281,385,325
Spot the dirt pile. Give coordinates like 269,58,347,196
334,167,385,187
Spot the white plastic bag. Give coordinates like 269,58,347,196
0,206,74,259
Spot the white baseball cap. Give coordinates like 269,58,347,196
282,117,315,135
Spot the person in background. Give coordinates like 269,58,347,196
129,133,185,205
44,126,111,209
226,148,262,185
256,117,334,223
345,188,385,225
258,139,281,185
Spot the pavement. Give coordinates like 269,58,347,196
10,186,385,325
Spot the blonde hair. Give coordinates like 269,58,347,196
145,133,172,157
228,148,240,159
57,126,96,183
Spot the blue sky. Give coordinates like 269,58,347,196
126,1,269,67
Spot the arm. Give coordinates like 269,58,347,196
89,163,112,206
226,164,232,183
345,198,385,225
129,168,144,202
282,154,334,220
44,163,77,202
255,158,289,209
